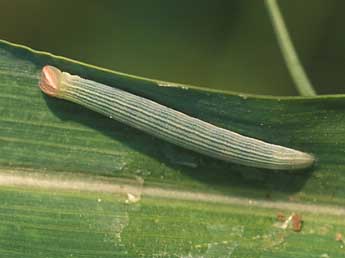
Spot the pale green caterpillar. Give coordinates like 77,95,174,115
39,66,314,170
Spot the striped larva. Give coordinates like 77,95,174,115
39,66,314,170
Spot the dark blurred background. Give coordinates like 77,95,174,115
0,0,343,95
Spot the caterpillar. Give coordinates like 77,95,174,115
39,66,314,170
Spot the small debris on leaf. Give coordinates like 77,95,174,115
336,232,343,242
291,214,303,232
274,212,303,232
276,212,286,222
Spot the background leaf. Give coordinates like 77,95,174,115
1,0,340,96
1,39,345,257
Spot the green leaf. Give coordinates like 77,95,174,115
1,39,344,257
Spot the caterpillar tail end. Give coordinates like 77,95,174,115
292,151,315,170
39,65,62,97
274,148,315,170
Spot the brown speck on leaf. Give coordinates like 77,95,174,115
336,232,343,242
276,212,286,222
288,194,302,202
292,214,302,232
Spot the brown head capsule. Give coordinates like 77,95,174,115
39,65,62,97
